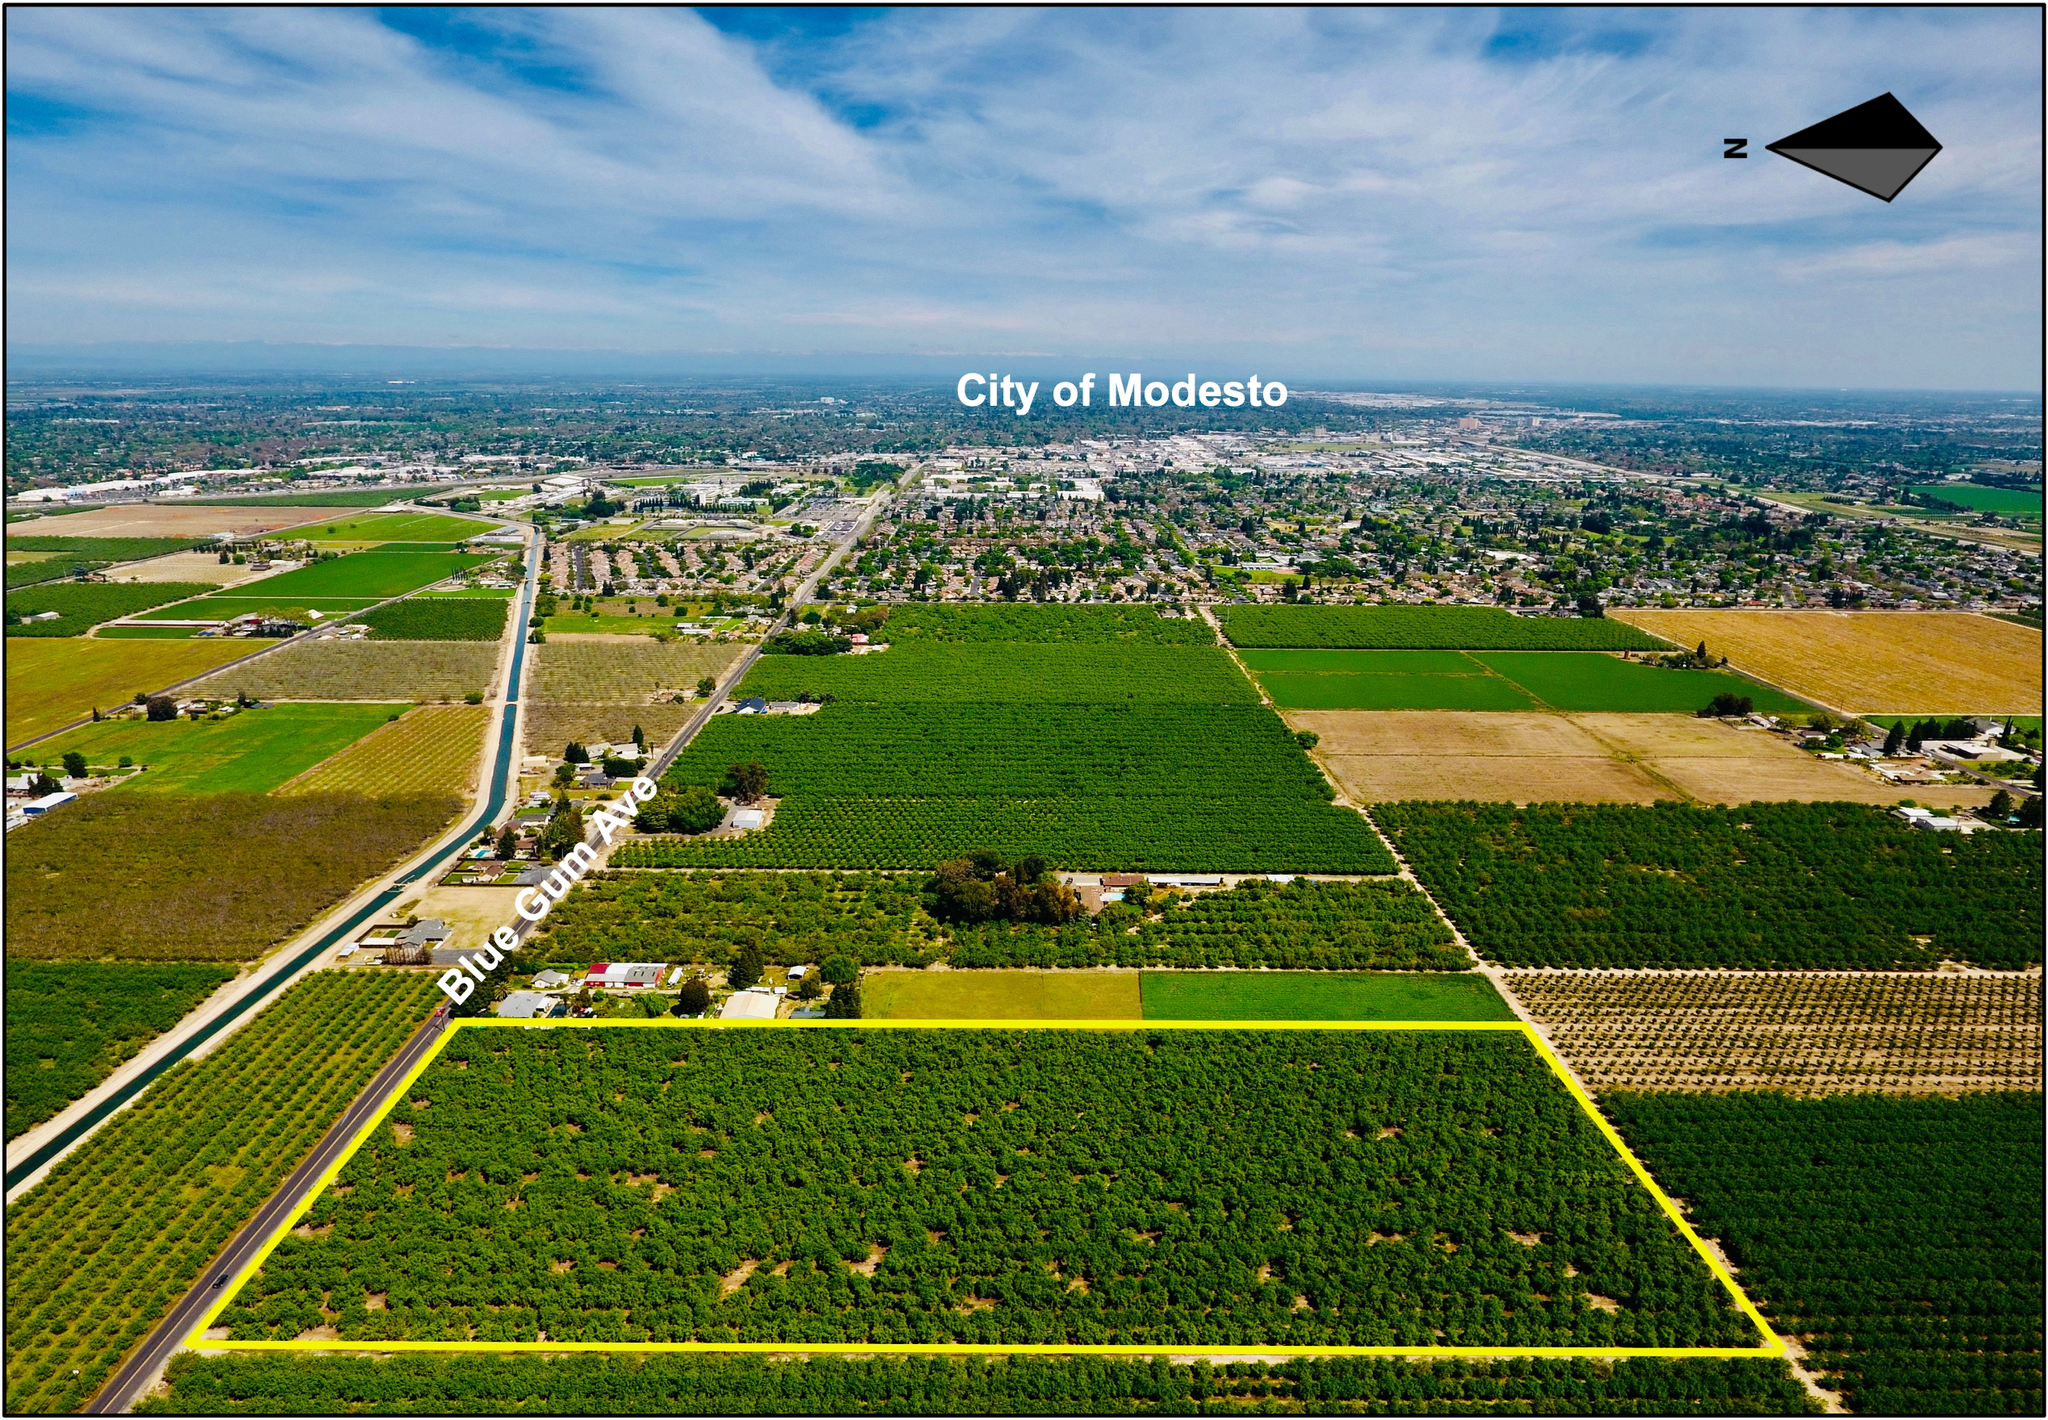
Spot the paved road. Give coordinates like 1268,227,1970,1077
4,535,540,1195
83,1009,453,1415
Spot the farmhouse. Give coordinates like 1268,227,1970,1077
587,961,666,988
497,991,567,1020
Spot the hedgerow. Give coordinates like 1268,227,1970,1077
4,960,236,1139
3,972,437,1415
876,604,1216,645
1375,801,2043,971
1607,1091,2044,1416
219,1030,1755,1348
1218,604,1668,650
354,597,509,641
637,705,1389,873
139,1351,1816,1414
540,872,1464,972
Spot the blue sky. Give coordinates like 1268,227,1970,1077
5,7,2040,387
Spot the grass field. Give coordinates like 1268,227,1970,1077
1241,649,1809,714
419,586,518,598
4,961,237,1140
5,580,219,636
1908,483,2042,515
30,702,401,793
236,550,493,599
1139,971,1512,1021
862,969,1142,1019
529,636,742,701
4,637,264,746
1300,710,1994,808
93,625,204,639
3,535,201,561
278,704,490,797
298,511,499,543
1610,610,2042,715
131,594,384,623
1218,604,1668,650
186,640,501,702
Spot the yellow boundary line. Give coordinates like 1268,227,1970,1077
187,1018,1783,1361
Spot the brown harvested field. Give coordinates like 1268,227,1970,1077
528,635,742,702
523,703,699,759
1609,609,2042,715
4,504,361,539
103,551,277,585
1508,970,2043,1096
187,640,501,702
1295,709,2001,807
5,636,263,747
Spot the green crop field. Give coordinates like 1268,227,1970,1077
420,586,518,598
130,594,384,623
217,1028,1754,1349
355,597,509,641
3,972,438,1414
91,625,204,639
1609,1091,2044,1416
1908,483,2043,515
542,874,1458,972
630,704,1392,873
1219,605,1670,650
135,1351,1813,1415
4,790,463,961
234,551,494,599
1139,971,1511,1022
862,970,1142,1019
4,637,264,746
740,644,1259,705
31,702,401,794
1378,800,2045,971
874,604,1217,644
185,489,446,507
5,581,217,637
1238,649,1810,714
300,511,500,543
3,961,236,1140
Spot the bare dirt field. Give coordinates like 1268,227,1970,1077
188,640,501,702
1610,609,2042,715
394,885,515,958
1295,710,1999,807
5,504,361,539
105,551,281,585
1508,969,2042,1095
523,703,699,759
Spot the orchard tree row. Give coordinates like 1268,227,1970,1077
217,1030,1754,1349
536,871,1464,973
1376,800,2042,971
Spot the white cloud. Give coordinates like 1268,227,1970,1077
3,6,2039,386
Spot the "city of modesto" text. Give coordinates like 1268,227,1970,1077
958,372,1288,415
